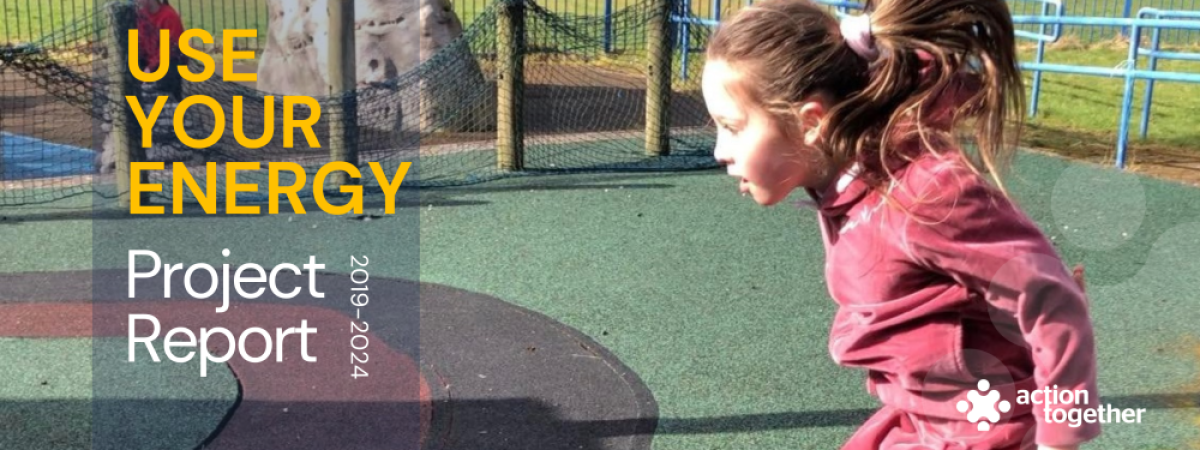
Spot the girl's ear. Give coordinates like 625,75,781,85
796,100,827,148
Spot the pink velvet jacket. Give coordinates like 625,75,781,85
804,151,1103,447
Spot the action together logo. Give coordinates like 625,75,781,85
957,379,1147,431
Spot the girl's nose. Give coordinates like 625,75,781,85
712,141,733,166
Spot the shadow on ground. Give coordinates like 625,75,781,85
4,392,1196,450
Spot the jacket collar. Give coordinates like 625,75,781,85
813,163,870,218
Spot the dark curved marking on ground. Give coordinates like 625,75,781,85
0,301,432,450
0,270,659,450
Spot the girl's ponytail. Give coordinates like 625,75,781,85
824,0,1024,193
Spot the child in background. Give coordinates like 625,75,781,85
135,0,186,100
701,0,1101,449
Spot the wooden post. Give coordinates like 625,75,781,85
496,0,525,171
645,0,672,156
106,3,141,208
328,0,358,187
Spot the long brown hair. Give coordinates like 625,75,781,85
706,0,1025,195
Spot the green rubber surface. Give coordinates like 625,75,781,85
0,337,237,450
0,150,1197,449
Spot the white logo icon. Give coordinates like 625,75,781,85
956,379,1012,431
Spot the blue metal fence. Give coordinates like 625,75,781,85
444,0,1200,47
1136,7,1200,138
663,0,1200,170
1010,11,1200,168
5,0,1197,48
1011,0,1200,43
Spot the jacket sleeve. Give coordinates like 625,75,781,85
135,23,157,71
897,160,1102,447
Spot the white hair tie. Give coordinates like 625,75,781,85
840,14,878,61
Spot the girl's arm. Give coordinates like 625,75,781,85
1038,266,1086,450
896,158,1102,448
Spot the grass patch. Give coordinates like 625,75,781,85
2,0,267,49
0,0,90,44
172,0,270,48
1017,44,1200,163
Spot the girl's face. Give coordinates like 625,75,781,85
137,0,157,11
702,60,834,206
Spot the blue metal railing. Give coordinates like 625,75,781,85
7,1,1199,50
1018,0,1065,117
441,0,1200,47
1136,8,1200,139
1010,13,1200,169
665,0,1200,171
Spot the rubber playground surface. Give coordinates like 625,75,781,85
1,150,1198,449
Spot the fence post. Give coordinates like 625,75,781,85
645,0,672,156
106,2,142,209
1115,22,1141,170
1121,0,1133,38
327,0,358,188
679,0,691,80
603,0,614,53
1029,0,1050,117
496,0,525,171
1140,18,1163,139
